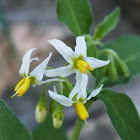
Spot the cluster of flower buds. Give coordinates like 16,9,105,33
98,49,130,86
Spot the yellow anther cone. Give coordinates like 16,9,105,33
12,78,30,98
17,78,30,97
87,66,94,71
77,64,86,74
74,102,89,120
78,60,89,68
77,60,94,74
14,79,25,91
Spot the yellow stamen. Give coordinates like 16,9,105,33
74,102,89,120
87,66,94,71
78,60,89,68
77,64,86,74
12,78,30,98
14,79,25,91
17,78,30,97
77,60,94,74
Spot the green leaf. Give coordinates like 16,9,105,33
85,35,98,77
57,0,93,36
85,35,97,58
32,115,67,140
97,90,140,140
93,7,120,41
0,100,32,140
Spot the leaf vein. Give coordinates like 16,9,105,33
66,0,82,35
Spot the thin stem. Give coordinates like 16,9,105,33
98,49,120,60
70,119,84,140
38,82,53,107
59,81,63,95
70,101,93,140
64,77,73,91
42,82,52,95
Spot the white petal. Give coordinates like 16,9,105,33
69,71,82,100
78,74,88,100
48,90,74,106
75,36,87,57
86,57,110,69
30,57,40,63
30,52,52,81
19,48,36,76
48,39,75,64
36,78,64,85
45,65,74,77
85,84,103,103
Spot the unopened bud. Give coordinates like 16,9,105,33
116,59,130,78
35,105,47,123
108,55,118,81
53,104,64,128
35,91,47,123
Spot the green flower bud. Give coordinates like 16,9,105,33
35,92,47,123
53,104,64,128
116,58,130,78
107,55,118,81
35,105,47,123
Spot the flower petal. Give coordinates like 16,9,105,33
48,39,75,64
69,71,82,100
19,48,36,77
78,74,88,100
84,84,103,103
30,57,40,63
75,36,87,57
86,57,110,69
45,65,74,77
30,52,52,81
48,90,74,106
36,78,64,85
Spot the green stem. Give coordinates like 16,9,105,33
70,101,93,140
39,82,53,104
42,82,52,95
70,119,83,140
98,49,120,60
59,81,63,95
64,77,73,91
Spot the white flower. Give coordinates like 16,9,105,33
12,48,62,98
45,36,109,98
45,36,109,77
48,84,103,120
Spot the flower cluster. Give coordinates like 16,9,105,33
13,36,110,125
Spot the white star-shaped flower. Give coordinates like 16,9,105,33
12,48,62,98
48,84,103,120
45,36,109,99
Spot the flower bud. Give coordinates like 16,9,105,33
35,92,47,123
35,105,47,123
53,104,64,128
116,59,130,78
107,55,118,81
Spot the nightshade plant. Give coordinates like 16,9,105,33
0,0,140,140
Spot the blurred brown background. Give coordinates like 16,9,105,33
0,0,140,139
